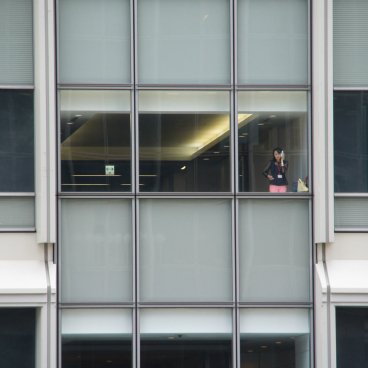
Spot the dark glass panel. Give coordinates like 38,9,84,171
62,337,131,368
0,309,35,368
241,336,296,368
336,307,368,368
334,91,368,192
0,90,34,191
141,337,232,368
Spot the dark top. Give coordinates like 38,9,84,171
262,160,288,186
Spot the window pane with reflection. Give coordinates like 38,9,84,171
139,91,230,192
62,309,132,368
60,90,131,192
140,309,232,368
240,309,310,368
238,91,308,192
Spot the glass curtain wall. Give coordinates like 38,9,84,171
333,0,368,229
57,1,311,368
0,0,35,229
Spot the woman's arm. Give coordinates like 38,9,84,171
262,161,273,180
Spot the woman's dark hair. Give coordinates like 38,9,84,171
272,147,283,161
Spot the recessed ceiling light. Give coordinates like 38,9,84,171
180,165,187,170
258,123,264,126
260,345,268,349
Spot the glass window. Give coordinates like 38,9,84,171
140,309,232,368
335,198,368,230
0,309,35,368
58,0,131,84
240,308,310,368
138,0,230,84
61,199,132,303
62,309,132,368
0,197,34,229
336,307,368,368
139,91,230,192
237,0,308,85
139,199,232,302
238,91,308,192
334,91,368,192
0,90,34,192
334,0,368,87
239,199,310,302
60,90,131,192
0,0,33,84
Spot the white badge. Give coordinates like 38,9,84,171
277,174,282,179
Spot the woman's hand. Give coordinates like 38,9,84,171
267,174,273,180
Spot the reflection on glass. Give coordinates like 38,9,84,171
139,91,230,192
139,199,232,302
240,309,310,368
239,199,310,302
238,91,308,192
60,90,131,192
334,92,368,192
141,309,232,368
62,309,132,368
0,90,34,192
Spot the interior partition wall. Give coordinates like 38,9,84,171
57,0,313,368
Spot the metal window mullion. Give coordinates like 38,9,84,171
136,198,141,306
235,198,240,306
235,307,240,368
134,89,140,194
136,307,141,368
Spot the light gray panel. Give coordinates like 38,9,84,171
59,0,130,84
139,199,232,302
239,199,310,302
238,0,308,85
138,0,230,84
61,199,132,303
0,197,34,229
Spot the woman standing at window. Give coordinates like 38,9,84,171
262,147,288,193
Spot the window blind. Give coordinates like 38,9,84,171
334,0,368,86
0,0,33,84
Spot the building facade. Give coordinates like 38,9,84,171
0,0,367,367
